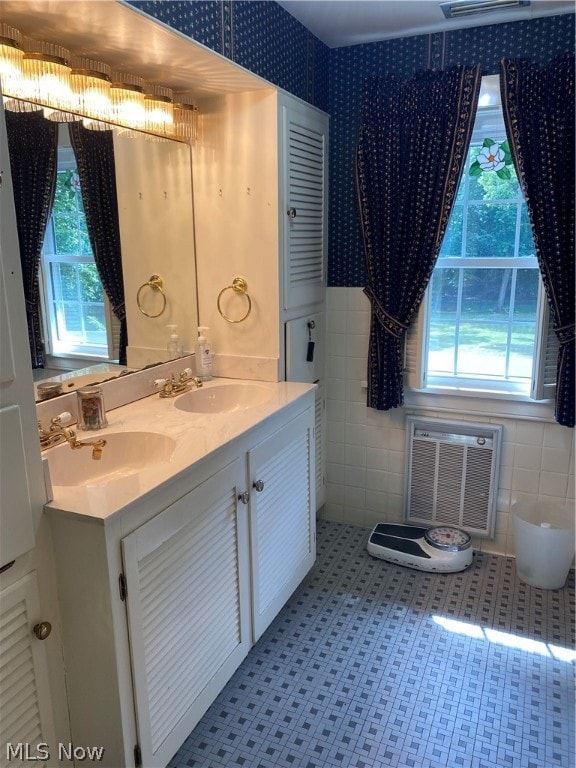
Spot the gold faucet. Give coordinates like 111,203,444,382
155,368,203,398
38,416,107,460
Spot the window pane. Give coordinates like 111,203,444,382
439,206,463,258
466,203,517,258
56,303,82,341
83,304,107,345
468,153,520,201
510,269,539,378
53,175,77,213
519,206,536,257
78,264,104,303
457,318,507,377
78,218,92,255
53,215,83,254
427,267,538,381
428,269,458,374
51,262,78,301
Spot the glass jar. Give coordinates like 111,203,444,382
76,386,107,430
37,381,63,400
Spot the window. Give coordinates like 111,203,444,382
406,77,556,403
39,129,116,361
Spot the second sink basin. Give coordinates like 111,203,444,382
175,382,273,414
47,431,176,486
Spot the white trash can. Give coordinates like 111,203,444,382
512,501,575,589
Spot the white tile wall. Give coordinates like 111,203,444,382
322,287,575,557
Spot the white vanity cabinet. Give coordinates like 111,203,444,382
248,408,316,641
48,394,315,768
122,458,252,768
0,569,56,767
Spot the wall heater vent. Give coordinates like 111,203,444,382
404,416,503,538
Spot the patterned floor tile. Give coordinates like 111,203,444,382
168,521,575,768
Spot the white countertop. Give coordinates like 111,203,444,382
44,378,315,522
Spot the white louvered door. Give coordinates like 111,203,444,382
281,98,328,311
248,409,316,641
121,459,251,768
0,572,55,768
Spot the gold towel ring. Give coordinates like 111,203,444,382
137,274,167,318
217,276,252,324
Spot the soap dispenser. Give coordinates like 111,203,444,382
166,324,183,360
195,326,213,381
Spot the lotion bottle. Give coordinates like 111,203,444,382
166,324,183,360
195,326,213,380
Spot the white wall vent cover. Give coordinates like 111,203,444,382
404,416,503,538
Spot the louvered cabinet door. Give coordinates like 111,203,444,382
0,572,55,768
281,98,328,311
121,459,251,768
248,409,316,641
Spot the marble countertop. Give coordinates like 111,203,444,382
43,378,315,522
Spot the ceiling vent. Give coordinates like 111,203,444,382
440,0,530,18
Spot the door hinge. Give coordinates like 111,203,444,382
119,573,128,601
134,744,142,767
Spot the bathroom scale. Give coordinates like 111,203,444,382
367,523,473,573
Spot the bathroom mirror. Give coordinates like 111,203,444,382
1,0,269,404
10,118,199,402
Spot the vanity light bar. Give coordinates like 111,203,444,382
144,84,174,134
71,57,112,126
21,39,73,112
0,24,24,97
110,72,146,130
0,27,198,142
173,93,199,142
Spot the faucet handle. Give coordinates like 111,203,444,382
51,411,72,426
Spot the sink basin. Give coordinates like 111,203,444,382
48,431,176,486
175,383,273,414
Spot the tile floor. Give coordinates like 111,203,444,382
168,520,575,768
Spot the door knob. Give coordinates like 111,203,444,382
33,621,52,641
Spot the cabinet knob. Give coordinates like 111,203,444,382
33,621,52,641
238,491,250,504
253,480,265,493
287,207,297,219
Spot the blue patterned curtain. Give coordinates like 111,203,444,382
356,65,482,410
5,110,58,368
68,124,127,365
500,54,575,428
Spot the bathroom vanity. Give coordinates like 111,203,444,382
46,380,316,768
0,2,327,765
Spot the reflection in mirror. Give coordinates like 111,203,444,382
34,363,133,401
3,106,198,402
115,131,197,370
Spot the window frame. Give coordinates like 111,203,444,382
39,126,118,363
403,75,556,418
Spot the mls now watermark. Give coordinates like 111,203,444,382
6,743,105,762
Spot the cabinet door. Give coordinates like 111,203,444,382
248,409,316,641
281,98,328,311
0,572,56,768
122,459,251,768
